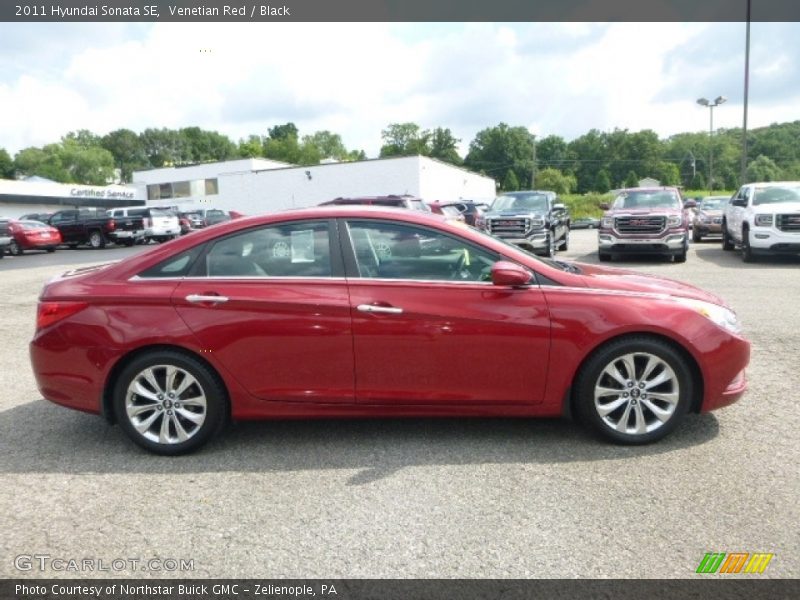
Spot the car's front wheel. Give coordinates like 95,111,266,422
574,337,692,444
113,351,227,455
722,221,734,251
741,225,756,263
542,231,556,257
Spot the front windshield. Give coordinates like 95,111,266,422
700,197,726,210
611,190,680,210
753,185,800,206
493,193,549,212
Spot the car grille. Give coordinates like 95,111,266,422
488,218,530,236
615,216,666,234
776,214,800,232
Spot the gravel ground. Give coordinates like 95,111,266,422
0,231,798,579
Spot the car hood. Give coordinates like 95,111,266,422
605,208,682,216
487,210,546,218
574,262,727,306
696,209,723,217
755,201,800,213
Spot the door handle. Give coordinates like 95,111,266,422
357,304,403,314
186,294,229,304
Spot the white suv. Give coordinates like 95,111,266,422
722,181,800,262
107,207,180,243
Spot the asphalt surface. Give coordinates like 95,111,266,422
1,231,798,579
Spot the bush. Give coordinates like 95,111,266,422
560,193,611,218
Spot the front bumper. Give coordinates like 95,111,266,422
749,227,800,254
693,222,723,235
494,231,549,252
598,231,687,254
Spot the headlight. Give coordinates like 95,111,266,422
698,215,710,224
667,215,683,227
675,298,741,335
530,219,545,228
754,214,773,227
601,217,613,229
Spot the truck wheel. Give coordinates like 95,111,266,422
692,229,702,243
722,221,734,251
598,252,611,262
88,230,106,249
542,232,555,257
741,226,756,263
46,247,56,253
674,251,687,263
559,230,570,251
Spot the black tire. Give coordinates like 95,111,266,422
9,240,22,256
46,247,56,253
598,252,611,262
542,231,555,257
113,350,227,455
67,242,79,249
559,229,570,251
741,226,755,263
692,229,702,243
123,239,136,247
88,230,106,249
674,251,687,263
721,221,734,251
573,336,693,444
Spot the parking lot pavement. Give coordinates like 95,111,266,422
1,230,798,578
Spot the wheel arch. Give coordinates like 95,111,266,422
101,343,230,424
563,332,704,419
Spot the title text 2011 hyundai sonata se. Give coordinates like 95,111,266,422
30,206,750,455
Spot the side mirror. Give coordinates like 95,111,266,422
491,261,533,287
599,202,610,211
731,198,747,207
683,199,697,209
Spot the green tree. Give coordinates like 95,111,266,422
268,123,299,140
180,127,236,162
624,170,639,188
594,170,611,193
534,167,576,195
14,146,68,181
746,155,782,182
536,135,570,172
59,138,116,184
566,129,605,193
428,127,462,165
379,122,431,157
502,169,519,191
465,123,534,188
0,148,14,179
101,128,149,182
140,128,190,167
238,135,265,158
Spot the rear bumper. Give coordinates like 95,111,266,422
109,230,145,241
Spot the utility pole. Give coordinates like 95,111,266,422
531,134,537,189
741,0,751,185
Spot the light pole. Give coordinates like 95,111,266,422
697,96,727,194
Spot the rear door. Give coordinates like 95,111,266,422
172,219,355,404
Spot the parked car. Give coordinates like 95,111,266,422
107,207,180,243
0,218,11,257
480,190,570,257
319,195,431,212
48,208,146,248
176,213,194,235
597,188,692,263
722,181,800,262
19,212,53,223
691,195,729,242
6,219,62,255
30,206,750,454
427,201,467,224
445,200,490,227
181,208,231,229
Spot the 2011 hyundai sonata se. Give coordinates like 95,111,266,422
30,206,750,454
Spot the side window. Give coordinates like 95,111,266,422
346,221,499,282
205,221,331,278
138,246,203,278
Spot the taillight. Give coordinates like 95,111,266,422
36,301,88,331
107,219,116,231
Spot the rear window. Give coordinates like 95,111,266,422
149,209,172,217
207,210,226,217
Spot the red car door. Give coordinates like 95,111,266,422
343,219,551,405
172,220,355,404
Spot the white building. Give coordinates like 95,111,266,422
0,177,145,218
132,156,497,215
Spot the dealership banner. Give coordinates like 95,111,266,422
4,579,800,600
2,0,800,22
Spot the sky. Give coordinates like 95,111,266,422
0,21,798,158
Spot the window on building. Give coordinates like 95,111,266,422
205,178,219,195
147,185,160,200
159,183,173,199
172,181,191,198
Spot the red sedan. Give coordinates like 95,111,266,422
8,220,61,255
30,206,749,454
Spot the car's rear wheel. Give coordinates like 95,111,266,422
113,351,227,455
9,240,22,256
722,221,734,251
574,337,692,444
88,230,105,249
741,225,756,263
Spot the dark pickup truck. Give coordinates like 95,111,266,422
48,208,145,248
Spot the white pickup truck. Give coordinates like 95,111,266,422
722,181,800,262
